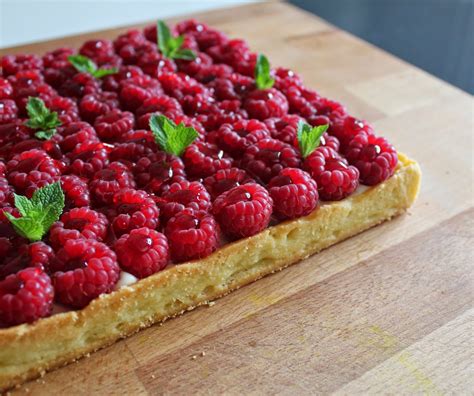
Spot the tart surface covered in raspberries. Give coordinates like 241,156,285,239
0,19,398,328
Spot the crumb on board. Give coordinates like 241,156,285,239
151,374,156,379
207,301,216,307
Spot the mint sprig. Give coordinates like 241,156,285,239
25,97,62,140
157,20,196,61
68,54,117,78
5,182,65,242
255,54,275,90
149,114,198,156
297,121,329,158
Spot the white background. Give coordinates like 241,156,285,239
0,0,258,48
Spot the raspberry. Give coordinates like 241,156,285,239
264,115,304,145
208,73,253,101
313,97,346,120
134,151,186,194
89,161,135,204
194,63,233,84
181,92,216,117
203,167,253,200
243,88,289,120
0,78,13,99
167,113,206,137
109,188,160,236
109,129,156,166
183,142,233,178
240,138,301,184
176,52,212,78
79,39,117,66
59,72,101,99
49,207,108,249
42,48,76,87
176,19,228,50
165,208,218,263
0,268,53,327
67,141,109,179
274,67,303,90
198,100,247,132
159,180,211,224
102,65,144,92
330,116,374,147
212,183,273,239
51,239,119,308
1,54,43,76
7,149,61,197
0,122,32,159
344,132,398,185
58,121,99,153
268,168,319,219
0,177,12,207
79,91,119,123
214,119,270,158
207,39,250,66
94,109,135,142
304,146,359,201
44,95,79,125
137,50,177,78
60,175,90,208
135,95,183,129
0,99,19,124
115,227,169,278
119,75,163,111
42,47,75,69
113,29,148,52
158,72,209,103
0,242,54,280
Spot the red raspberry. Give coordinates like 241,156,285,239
198,100,247,132
134,151,186,194
115,227,169,278
282,85,319,118
67,141,109,179
312,97,346,120
194,63,233,84
44,95,79,125
176,52,213,78
264,115,304,145
7,149,61,196
1,54,43,76
330,116,374,147
158,72,209,103
167,113,206,137
79,39,117,66
214,119,270,158
8,68,44,88
109,129,156,166
0,242,54,280
181,92,216,117
165,208,218,263
94,109,135,142
208,73,253,101
183,142,233,178
212,183,273,239
135,95,183,129
49,207,108,249
268,168,319,219
207,39,250,65
0,162,5,177
89,161,135,204
102,65,144,92
42,47,75,69
109,188,160,236
51,239,119,308
159,180,211,224
176,19,228,50
113,29,147,52
0,122,32,160
0,268,53,327
58,121,99,153
119,75,163,111
344,132,398,185
203,167,253,200
42,48,76,87
274,67,303,90
59,72,101,99
0,78,13,99
243,88,289,120
137,50,177,78
240,138,301,184
304,146,359,201
117,41,155,67
79,91,119,123
0,99,18,124
0,177,13,207
60,175,90,208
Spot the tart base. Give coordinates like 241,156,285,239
0,153,421,391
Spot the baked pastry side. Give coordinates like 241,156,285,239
0,153,421,391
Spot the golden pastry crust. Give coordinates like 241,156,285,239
0,153,421,391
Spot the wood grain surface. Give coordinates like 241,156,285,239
2,2,473,395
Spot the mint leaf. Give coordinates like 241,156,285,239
24,97,61,140
297,121,329,158
255,54,275,90
149,114,198,156
157,20,197,61
6,182,65,242
68,54,117,79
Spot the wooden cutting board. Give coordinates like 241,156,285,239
2,2,473,394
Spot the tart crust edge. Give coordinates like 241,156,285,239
0,152,421,391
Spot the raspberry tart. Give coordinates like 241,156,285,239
0,19,420,390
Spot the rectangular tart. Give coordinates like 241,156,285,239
0,153,420,390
